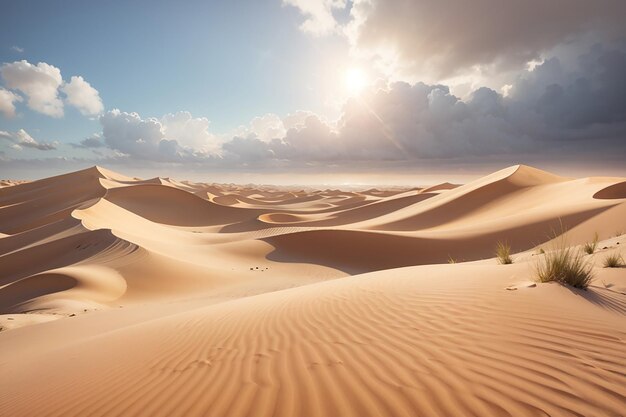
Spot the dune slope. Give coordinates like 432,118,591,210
0,164,625,417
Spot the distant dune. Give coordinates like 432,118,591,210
0,179,27,188
1,165,625,417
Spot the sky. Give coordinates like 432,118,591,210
1,0,625,184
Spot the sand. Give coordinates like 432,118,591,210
0,164,625,416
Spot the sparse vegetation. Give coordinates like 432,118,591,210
496,241,513,264
535,233,594,289
603,253,625,268
538,248,545,255
583,232,598,254
447,255,457,264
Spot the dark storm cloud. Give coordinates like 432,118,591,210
345,0,626,80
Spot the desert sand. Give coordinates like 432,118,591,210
0,164,625,416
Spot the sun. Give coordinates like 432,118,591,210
344,67,368,96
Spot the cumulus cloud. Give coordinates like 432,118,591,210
0,60,104,117
99,109,220,161
0,129,57,151
287,0,626,85
61,76,104,115
248,114,287,141
282,110,317,130
161,111,219,153
233,113,287,142
101,110,172,160
71,133,105,149
231,111,319,145
275,114,339,159
0,60,64,117
222,135,277,162
223,84,517,162
219,42,626,163
83,42,626,169
282,0,347,36
0,87,22,118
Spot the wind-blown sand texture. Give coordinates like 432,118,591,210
1,165,625,417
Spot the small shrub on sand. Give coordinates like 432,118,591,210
535,234,594,289
447,255,457,264
603,253,625,268
583,233,598,255
496,241,513,264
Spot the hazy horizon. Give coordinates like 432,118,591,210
4,159,625,189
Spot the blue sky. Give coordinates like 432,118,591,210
1,0,625,181
1,0,349,139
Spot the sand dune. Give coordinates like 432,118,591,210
420,181,459,193
1,164,625,416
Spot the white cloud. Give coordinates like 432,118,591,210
282,110,316,130
161,111,219,154
233,113,287,142
0,60,104,118
282,0,347,36
219,42,626,164
63,42,626,169
100,109,221,161
0,87,22,118
231,111,318,144
249,114,287,141
0,129,57,151
0,60,64,117
100,110,168,159
222,135,277,162
61,76,104,115
11,46,24,53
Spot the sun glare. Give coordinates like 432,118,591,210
344,67,368,95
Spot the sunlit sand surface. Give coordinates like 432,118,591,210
1,165,625,416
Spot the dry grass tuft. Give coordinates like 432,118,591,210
496,241,513,264
603,252,625,268
535,226,594,289
583,233,598,255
